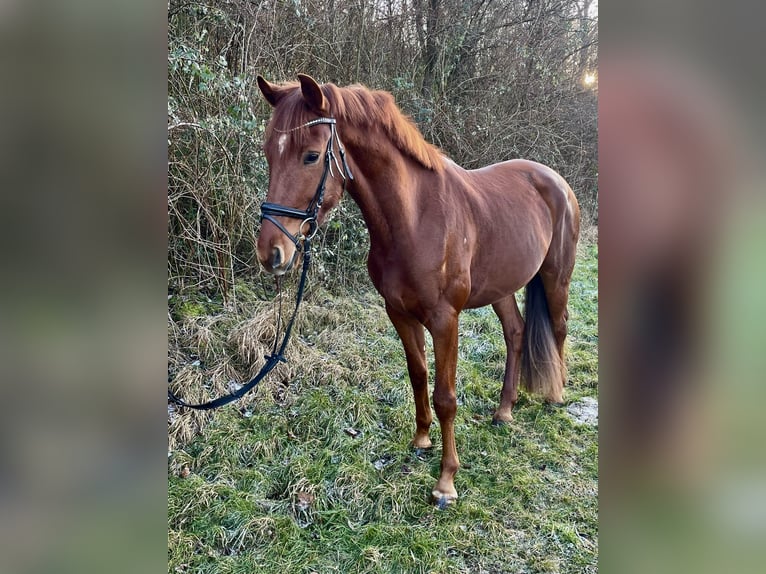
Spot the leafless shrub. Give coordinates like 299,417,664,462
168,0,597,299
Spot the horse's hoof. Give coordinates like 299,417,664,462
492,410,513,425
431,489,458,508
414,447,432,458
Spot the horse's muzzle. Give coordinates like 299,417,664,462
259,242,299,276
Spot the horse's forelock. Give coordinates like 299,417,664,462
265,84,318,148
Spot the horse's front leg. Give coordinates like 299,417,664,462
426,308,461,505
386,305,432,448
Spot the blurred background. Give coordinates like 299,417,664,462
600,1,766,573
0,1,166,573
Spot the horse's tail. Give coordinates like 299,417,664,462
520,273,565,403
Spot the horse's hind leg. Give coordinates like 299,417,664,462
386,305,432,448
491,295,524,423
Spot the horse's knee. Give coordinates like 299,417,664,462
433,388,457,420
407,360,428,386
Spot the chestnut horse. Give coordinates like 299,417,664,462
255,74,580,504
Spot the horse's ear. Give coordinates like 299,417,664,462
257,75,287,107
297,74,329,113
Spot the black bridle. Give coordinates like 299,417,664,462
260,117,354,252
167,117,353,411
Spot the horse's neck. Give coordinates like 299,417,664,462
346,150,435,252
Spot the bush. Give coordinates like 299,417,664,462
167,0,598,300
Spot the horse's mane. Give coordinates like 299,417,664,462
268,81,444,172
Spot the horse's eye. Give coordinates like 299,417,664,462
303,152,320,165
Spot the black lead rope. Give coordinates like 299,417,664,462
167,239,312,411
168,116,353,412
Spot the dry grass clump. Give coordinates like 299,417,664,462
167,281,388,454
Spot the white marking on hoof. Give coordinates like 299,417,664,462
432,489,458,507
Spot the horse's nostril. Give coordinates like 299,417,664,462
271,246,283,268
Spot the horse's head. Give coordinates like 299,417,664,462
255,74,352,275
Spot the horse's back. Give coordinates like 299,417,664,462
470,159,576,214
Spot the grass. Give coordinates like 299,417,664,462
168,236,598,574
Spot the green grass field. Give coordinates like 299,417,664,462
168,238,598,574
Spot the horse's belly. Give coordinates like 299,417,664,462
464,245,548,309
464,274,529,309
